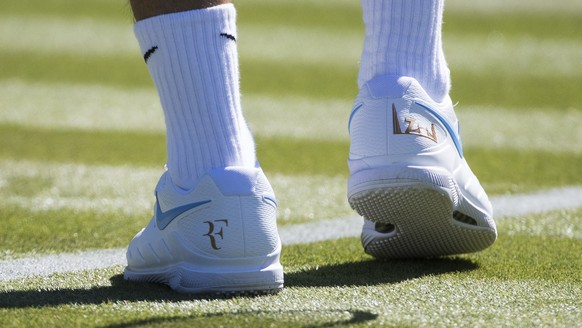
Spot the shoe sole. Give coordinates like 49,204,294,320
124,265,284,296
348,166,496,258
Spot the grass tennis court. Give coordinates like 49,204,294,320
1,0,581,326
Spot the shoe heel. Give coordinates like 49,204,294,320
348,165,458,205
171,262,284,295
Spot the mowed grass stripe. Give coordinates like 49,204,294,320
446,0,582,15
443,11,582,38
0,205,142,257
4,14,581,79
2,192,582,274
0,0,362,28
2,49,581,108
1,0,131,23
0,51,150,89
0,124,347,174
447,72,580,111
0,159,352,228
0,16,140,57
2,207,581,268
445,36,582,78
0,50,358,101
2,158,581,256
4,0,581,35
2,3,582,108
2,125,582,194
3,81,582,153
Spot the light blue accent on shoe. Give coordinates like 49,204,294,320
155,196,212,230
415,101,464,158
263,195,278,207
348,103,363,133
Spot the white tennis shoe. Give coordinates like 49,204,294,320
348,75,497,258
124,166,284,294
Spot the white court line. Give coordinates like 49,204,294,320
1,186,581,282
279,186,582,245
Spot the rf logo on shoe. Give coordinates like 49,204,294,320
203,219,229,250
392,103,438,143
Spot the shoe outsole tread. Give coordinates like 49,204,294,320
350,186,496,258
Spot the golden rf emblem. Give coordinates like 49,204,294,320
392,103,438,143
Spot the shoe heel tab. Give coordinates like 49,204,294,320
365,75,414,99
155,170,171,193
208,167,263,196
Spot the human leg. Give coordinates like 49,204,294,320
124,0,283,294
349,0,497,258
130,0,231,21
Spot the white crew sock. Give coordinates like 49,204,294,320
358,0,450,102
134,4,256,190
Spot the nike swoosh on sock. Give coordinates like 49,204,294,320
143,46,158,63
220,33,236,42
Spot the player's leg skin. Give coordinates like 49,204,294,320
124,0,283,294
348,0,497,258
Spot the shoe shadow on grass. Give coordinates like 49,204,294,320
0,257,477,310
285,256,479,288
1,272,381,326
0,258,473,325
0,274,205,309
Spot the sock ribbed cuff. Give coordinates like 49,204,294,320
134,4,256,190
358,0,450,102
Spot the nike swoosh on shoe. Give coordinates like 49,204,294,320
155,196,212,230
415,101,464,158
